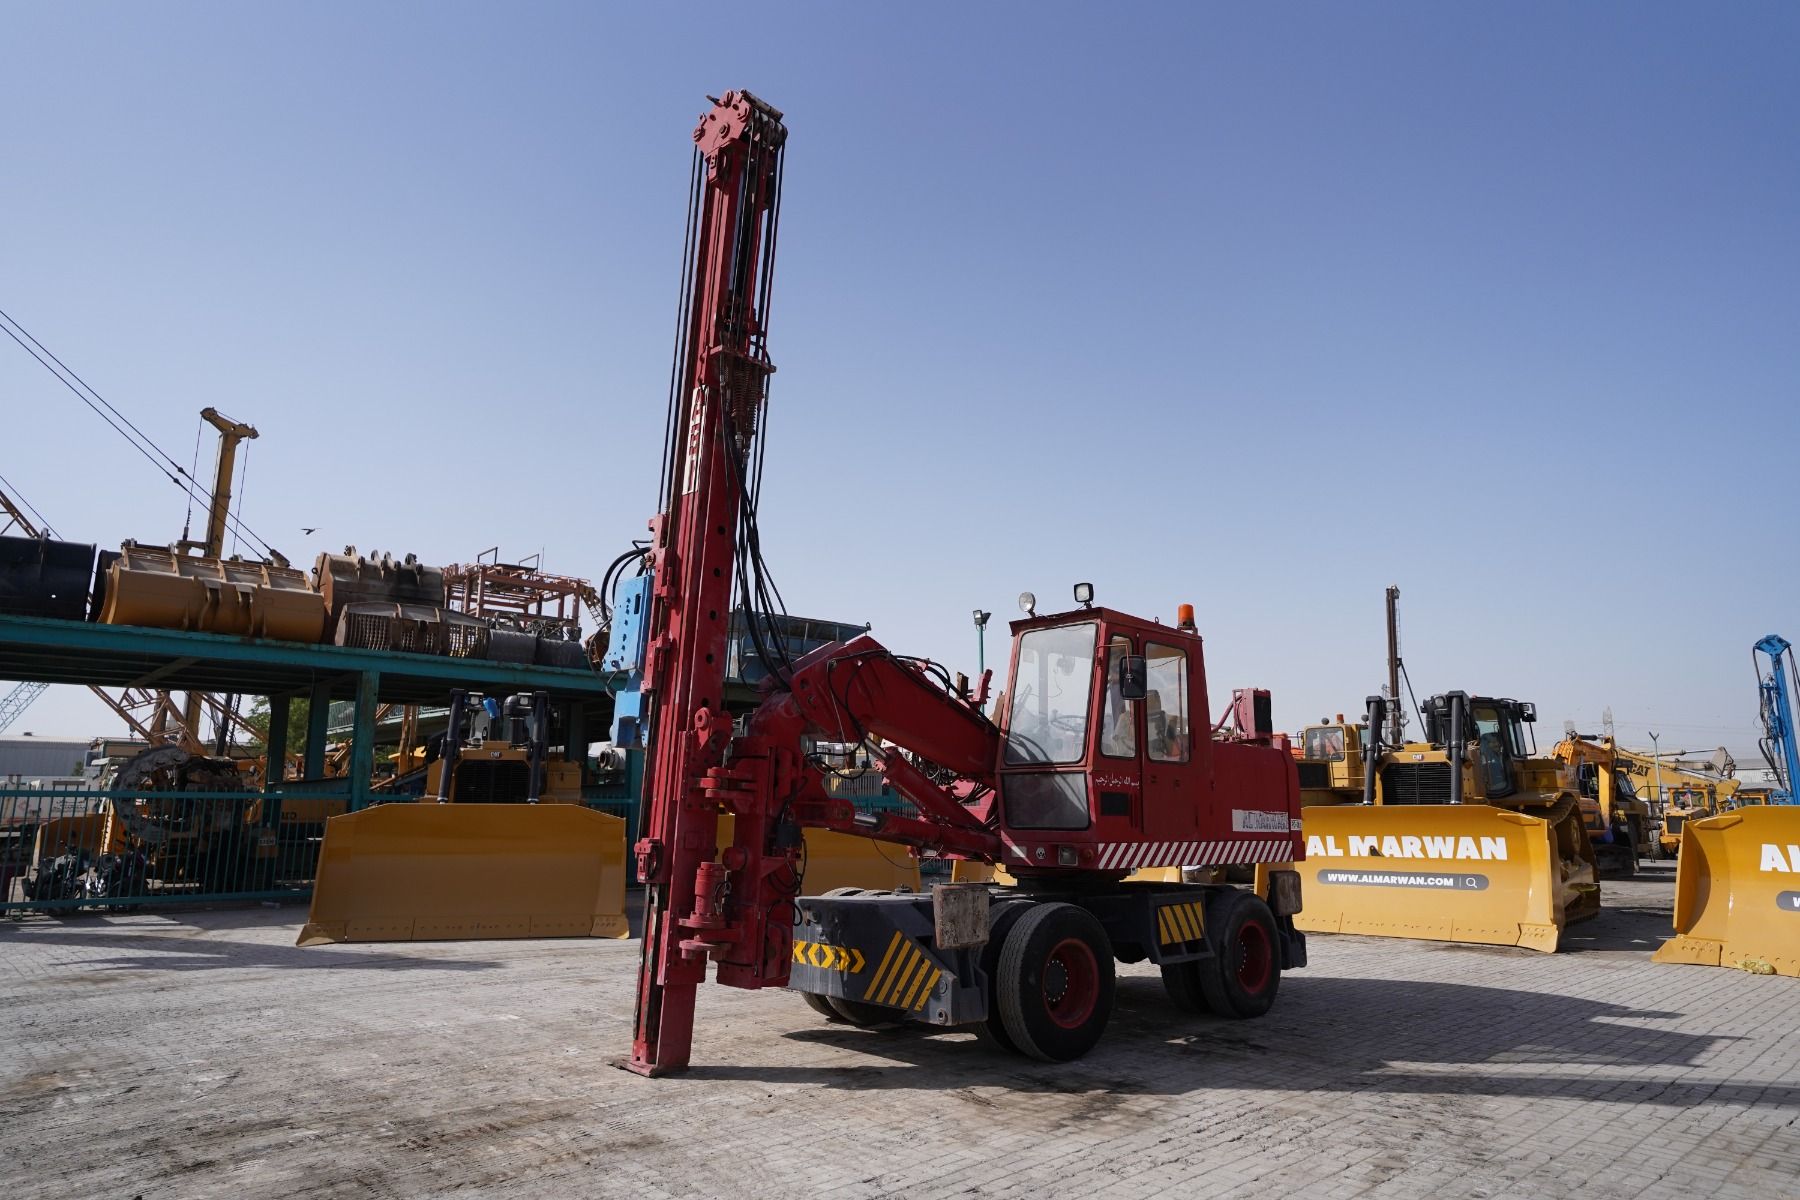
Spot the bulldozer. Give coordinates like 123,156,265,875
1653,634,1800,978
1552,733,1655,877
1294,692,1600,952
298,690,631,945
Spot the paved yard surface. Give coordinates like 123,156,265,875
3,863,1797,1200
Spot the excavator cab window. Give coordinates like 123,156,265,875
1004,622,1099,766
1471,703,1516,797
1145,643,1190,763
1100,636,1138,758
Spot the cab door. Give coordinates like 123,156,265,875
1137,636,1204,843
1091,632,1144,842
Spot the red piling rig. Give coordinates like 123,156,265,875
627,91,789,1077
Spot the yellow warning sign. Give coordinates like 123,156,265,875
1158,900,1205,946
791,939,867,973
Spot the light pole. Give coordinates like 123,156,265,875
972,610,991,678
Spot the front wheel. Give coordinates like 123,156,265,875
997,902,1115,1062
1197,891,1281,1019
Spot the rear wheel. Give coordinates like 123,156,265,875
997,902,1114,1062
800,888,873,1022
1196,891,1281,1019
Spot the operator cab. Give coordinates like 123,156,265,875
1422,693,1536,800
993,585,1225,865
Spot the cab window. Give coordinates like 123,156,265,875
1145,642,1190,763
1004,623,1099,766
1100,636,1137,758
1304,726,1346,761
1471,703,1512,794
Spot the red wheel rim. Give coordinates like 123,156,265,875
1042,936,1100,1029
1236,920,1273,993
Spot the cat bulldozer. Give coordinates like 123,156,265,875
1653,635,1800,977
1295,692,1600,953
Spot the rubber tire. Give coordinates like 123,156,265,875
826,997,903,1028
997,902,1115,1062
971,899,1035,1053
1196,891,1281,1020
801,888,874,1022
1160,959,1212,1015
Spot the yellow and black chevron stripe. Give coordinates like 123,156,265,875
1158,899,1206,946
862,930,942,1012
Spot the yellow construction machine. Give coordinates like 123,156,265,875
1295,692,1600,953
1295,716,1369,806
1653,634,1800,977
299,690,630,945
1604,746,1740,859
1552,733,1656,877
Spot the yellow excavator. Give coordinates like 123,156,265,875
1552,733,1656,877
1295,692,1600,953
1605,744,1740,859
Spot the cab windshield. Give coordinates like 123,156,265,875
1005,623,1098,765
1304,726,1346,761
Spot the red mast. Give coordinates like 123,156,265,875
627,92,787,1077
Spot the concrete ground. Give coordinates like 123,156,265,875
2,863,1797,1200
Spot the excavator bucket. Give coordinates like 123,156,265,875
298,803,629,945
1653,806,1800,977
717,815,920,895
1294,803,1600,952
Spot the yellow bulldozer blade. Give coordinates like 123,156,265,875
1653,806,1800,977
1294,803,1600,952
298,803,630,946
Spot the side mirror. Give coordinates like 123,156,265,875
1520,702,1537,723
1119,654,1147,701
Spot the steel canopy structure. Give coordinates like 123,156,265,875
0,613,613,806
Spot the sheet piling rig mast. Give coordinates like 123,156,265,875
626,92,1308,1078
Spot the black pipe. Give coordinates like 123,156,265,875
435,690,466,803
526,691,549,804
1362,695,1387,805
1447,691,1466,807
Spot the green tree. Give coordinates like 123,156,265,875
244,695,311,755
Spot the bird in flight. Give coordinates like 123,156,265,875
301,527,318,536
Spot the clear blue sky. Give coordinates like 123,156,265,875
3,3,1796,770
